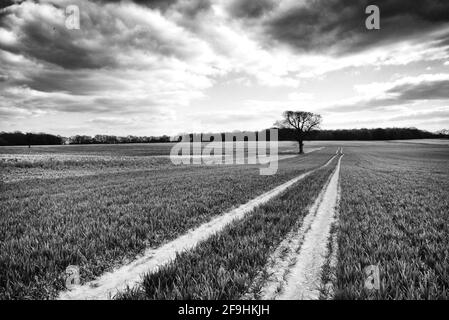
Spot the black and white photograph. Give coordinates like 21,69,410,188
0,0,448,309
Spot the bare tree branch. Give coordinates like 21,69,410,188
274,110,322,154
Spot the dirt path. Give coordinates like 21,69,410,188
253,153,343,300
58,154,337,300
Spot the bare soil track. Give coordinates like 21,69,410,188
254,151,343,300
58,153,337,300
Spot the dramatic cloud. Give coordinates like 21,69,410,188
326,74,449,112
388,109,449,122
0,0,222,122
227,0,275,19
0,0,448,135
388,79,449,100
263,0,449,54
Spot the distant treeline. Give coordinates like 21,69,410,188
0,132,64,146
0,128,447,146
0,132,172,146
68,134,172,144
186,127,448,142
281,127,447,141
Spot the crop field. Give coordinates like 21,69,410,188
0,141,308,183
0,142,335,299
0,140,448,300
331,143,449,299
117,157,340,299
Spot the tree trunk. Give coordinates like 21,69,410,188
298,139,304,154
296,131,304,154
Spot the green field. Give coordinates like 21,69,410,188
0,142,334,299
118,156,340,300
1,140,448,300
333,143,449,299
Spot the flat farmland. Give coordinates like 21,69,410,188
0,142,335,299
1,140,448,300
0,141,310,157
331,142,449,299
118,156,341,300
0,141,313,183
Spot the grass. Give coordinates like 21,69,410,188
0,141,303,157
0,146,334,299
4,140,445,300
333,144,449,299
0,143,179,156
0,156,175,183
116,156,339,300
0,141,311,183
0,156,173,171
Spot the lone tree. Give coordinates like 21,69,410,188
275,111,322,154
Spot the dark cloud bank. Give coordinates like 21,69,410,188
262,0,449,54
1,0,448,129
2,0,449,71
328,78,449,113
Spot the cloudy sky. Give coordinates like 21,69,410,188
0,0,448,136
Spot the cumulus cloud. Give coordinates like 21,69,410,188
390,79,449,100
99,0,178,10
88,116,135,125
227,0,276,19
1,0,449,134
0,0,223,121
262,0,449,55
326,74,449,112
0,0,217,69
387,109,449,122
